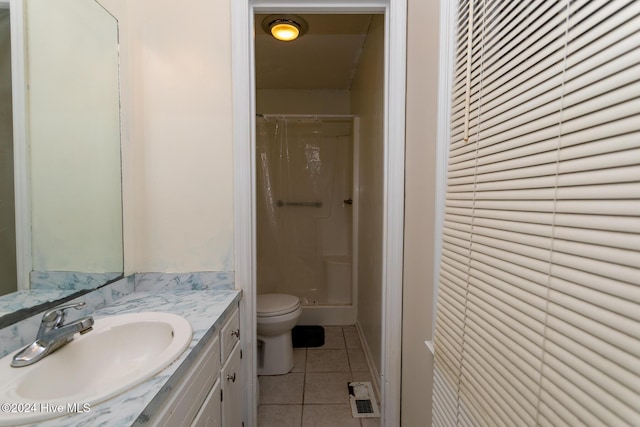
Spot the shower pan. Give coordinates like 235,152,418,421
256,115,358,325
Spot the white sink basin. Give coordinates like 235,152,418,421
0,312,192,426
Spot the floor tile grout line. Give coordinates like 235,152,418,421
302,347,307,413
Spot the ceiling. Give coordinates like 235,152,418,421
254,14,374,91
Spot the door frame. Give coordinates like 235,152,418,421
231,1,407,425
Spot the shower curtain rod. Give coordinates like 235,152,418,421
256,113,356,119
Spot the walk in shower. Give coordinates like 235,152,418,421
256,115,357,324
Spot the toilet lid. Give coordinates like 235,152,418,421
257,294,300,317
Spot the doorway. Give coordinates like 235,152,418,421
231,1,407,426
253,13,371,329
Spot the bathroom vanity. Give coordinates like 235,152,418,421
1,284,243,427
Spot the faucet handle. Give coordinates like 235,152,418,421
41,302,87,327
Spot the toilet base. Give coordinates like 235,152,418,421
257,331,294,375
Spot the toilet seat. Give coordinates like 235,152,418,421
257,294,300,317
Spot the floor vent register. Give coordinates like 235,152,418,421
348,382,380,418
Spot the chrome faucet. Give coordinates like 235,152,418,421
11,302,94,368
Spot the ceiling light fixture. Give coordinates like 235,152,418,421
262,15,308,42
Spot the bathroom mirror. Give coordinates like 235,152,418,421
0,0,123,323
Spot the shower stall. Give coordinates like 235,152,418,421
256,115,357,325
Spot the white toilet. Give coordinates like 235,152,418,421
256,293,302,375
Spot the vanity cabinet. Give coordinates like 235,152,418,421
150,306,242,427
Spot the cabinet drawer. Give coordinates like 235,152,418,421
220,308,240,362
191,379,221,427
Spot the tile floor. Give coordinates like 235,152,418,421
258,325,380,427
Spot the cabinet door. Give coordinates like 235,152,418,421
191,380,221,427
152,336,220,427
221,343,242,426
220,308,240,362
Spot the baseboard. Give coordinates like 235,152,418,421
355,321,381,403
298,305,357,325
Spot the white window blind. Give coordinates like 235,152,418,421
433,0,640,426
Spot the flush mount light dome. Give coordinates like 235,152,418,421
262,15,308,42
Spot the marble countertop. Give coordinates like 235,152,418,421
23,288,242,427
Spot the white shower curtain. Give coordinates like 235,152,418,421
256,117,352,304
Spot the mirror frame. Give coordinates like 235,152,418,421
7,0,30,292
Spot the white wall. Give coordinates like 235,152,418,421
124,0,234,273
402,0,441,424
350,14,385,375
